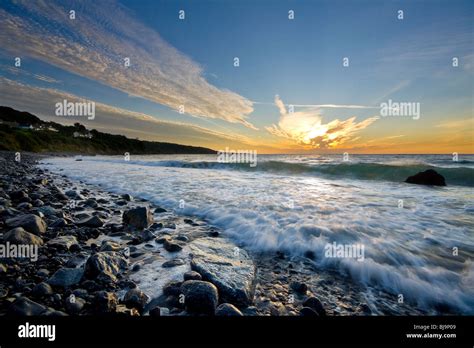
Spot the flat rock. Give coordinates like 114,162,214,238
4,227,43,245
6,214,47,234
8,297,48,315
189,237,256,307
48,267,84,287
47,235,78,250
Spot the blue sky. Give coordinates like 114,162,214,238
0,0,472,153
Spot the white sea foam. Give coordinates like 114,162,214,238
39,154,474,313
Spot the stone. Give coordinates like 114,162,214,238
4,227,43,245
189,237,256,306
47,235,78,250
122,206,153,229
116,304,140,316
215,303,244,316
65,190,84,200
84,251,128,281
405,169,446,186
300,306,319,316
163,281,182,296
302,296,326,316
65,296,85,314
100,240,122,252
5,214,47,234
163,240,183,252
93,291,118,313
290,281,308,294
8,297,47,315
9,190,28,201
121,194,133,201
180,280,219,315
31,282,53,297
36,206,58,217
183,271,202,281
48,267,84,287
162,258,185,268
76,215,104,227
123,288,149,310
149,306,161,317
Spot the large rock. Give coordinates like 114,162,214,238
47,235,79,250
48,267,84,287
5,214,47,234
122,207,153,229
76,215,104,227
84,251,128,281
8,297,48,315
189,237,256,307
180,280,219,315
405,169,446,186
4,227,44,245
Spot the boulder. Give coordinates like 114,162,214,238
84,251,128,281
405,169,446,186
180,280,219,315
47,235,79,251
189,237,256,306
122,206,153,229
48,267,84,288
5,214,47,234
215,303,244,316
4,227,43,245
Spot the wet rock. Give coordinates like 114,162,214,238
121,194,133,201
84,251,128,281
50,218,68,228
180,280,219,315
163,239,183,252
4,227,44,245
189,237,256,306
5,214,47,234
300,306,319,316
163,281,182,296
36,206,58,217
17,202,32,210
31,282,53,298
77,215,104,227
65,190,84,200
162,258,185,268
183,271,202,281
215,303,244,316
154,207,166,213
303,296,326,316
100,240,122,252
8,297,47,315
123,206,153,229
94,291,118,313
405,169,446,186
48,267,84,288
65,295,85,314
123,288,149,310
290,281,308,294
47,235,78,251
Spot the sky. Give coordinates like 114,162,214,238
0,0,473,154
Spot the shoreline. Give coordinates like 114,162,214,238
0,151,459,316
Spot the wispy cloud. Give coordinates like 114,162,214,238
0,77,258,149
266,95,378,149
0,0,256,128
0,65,60,83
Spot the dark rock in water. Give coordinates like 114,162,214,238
5,214,47,234
215,303,244,316
290,281,308,294
65,295,85,314
137,229,155,242
163,281,182,296
123,206,154,229
47,235,78,251
123,288,149,310
100,240,122,252
121,194,133,201
303,296,326,316
154,207,167,213
84,251,128,281
208,231,220,238
162,258,186,268
405,169,446,186
48,267,84,288
184,271,202,281
189,237,256,307
176,235,189,242
65,190,84,200
149,306,161,317
31,282,53,297
4,227,44,245
163,239,183,252
8,297,47,315
77,215,104,227
93,291,118,313
180,280,219,315
300,306,319,316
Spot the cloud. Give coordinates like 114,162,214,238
0,0,255,128
0,77,257,149
266,95,378,149
0,65,60,83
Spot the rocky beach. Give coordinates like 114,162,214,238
0,152,464,317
